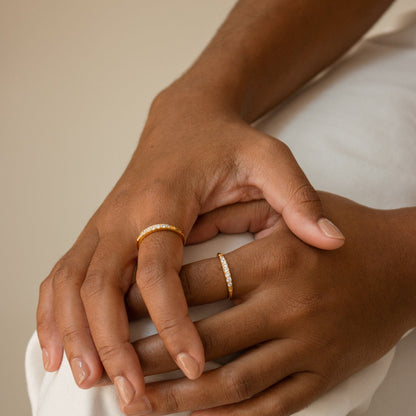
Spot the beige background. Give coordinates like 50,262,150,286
1,1,415,414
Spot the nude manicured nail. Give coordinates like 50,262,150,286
42,348,50,370
71,358,90,386
131,396,152,415
114,376,135,406
176,352,201,380
318,218,345,240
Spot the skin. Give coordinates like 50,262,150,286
37,0,395,412
123,193,416,415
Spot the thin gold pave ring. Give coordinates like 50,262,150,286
217,253,233,299
136,224,185,249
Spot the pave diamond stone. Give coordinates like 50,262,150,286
138,224,185,248
217,253,233,299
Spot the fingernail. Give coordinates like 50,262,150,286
42,348,50,371
318,218,345,240
114,376,135,406
130,396,152,415
71,358,90,386
176,352,201,380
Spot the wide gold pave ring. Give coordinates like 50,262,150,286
136,224,185,249
217,253,233,299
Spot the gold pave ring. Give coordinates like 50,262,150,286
217,253,233,299
136,224,185,249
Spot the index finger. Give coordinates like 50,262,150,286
80,234,151,415
136,217,205,381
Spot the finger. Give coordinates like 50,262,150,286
187,200,281,245
245,135,345,250
127,251,230,319
133,301,272,376
137,230,205,380
52,229,102,387
128,236,270,319
192,372,326,416
80,233,151,414
135,190,205,381
37,272,63,372
144,338,303,415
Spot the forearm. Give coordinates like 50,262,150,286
164,0,394,122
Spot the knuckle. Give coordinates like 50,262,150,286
97,344,119,364
274,138,292,156
36,318,53,336
285,289,324,328
252,252,272,283
298,292,323,315
259,134,285,151
61,326,86,349
248,136,277,164
80,269,107,301
97,342,126,366
39,278,50,295
162,388,181,413
262,243,299,285
273,397,292,416
109,189,131,213
157,313,188,339
52,265,80,291
275,244,299,274
288,183,320,208
257,136,293,163
136,261,166,293
221,367,253,403
141,179,176,206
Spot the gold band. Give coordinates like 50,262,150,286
136,224,185,249
217,253,233,299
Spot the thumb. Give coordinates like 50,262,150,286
247,136,345,250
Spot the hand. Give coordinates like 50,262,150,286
125,193,416,415
36,0,398,410
36,84,344,413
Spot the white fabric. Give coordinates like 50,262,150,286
26,13,416,416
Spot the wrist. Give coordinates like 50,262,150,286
144,76,246,136
135,77,250,155
383,207,416,329
153,75,242,117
